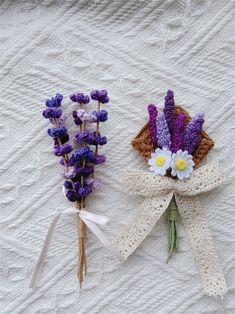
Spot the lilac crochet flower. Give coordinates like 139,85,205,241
61,166,76,179
171,114,186,153
43,107,62,119
90,90,109,104
183,113,204,155
54,144,73,156
70,93,90,104
157,112,171,150
72,111,83,126
148,104,158,147
86,178,100,189
48,127,68,138
94,154,106,165
92,109,108,122
75,109,97,123
46,93,63,107
163,90,175,134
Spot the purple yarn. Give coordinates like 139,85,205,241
43,107,62,119
72,147,95,162
92,109,108,122
70,93,90,104
170,114,186,153
48,127,68,138
54,144,73,156
148,104,158,147
64,181,73,189
94,155,106,165
183,113,204,155
75,165,93,176
163,90,175,134
74,131,107,146
90,90,109,104
157,112,171,150
66,190,77,202
76,185,92,197
46,93,63,107
61,167,76,179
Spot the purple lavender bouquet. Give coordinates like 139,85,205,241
42,90,109,286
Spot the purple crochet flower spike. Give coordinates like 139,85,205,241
171,114,186,153
148,104,158,147
157,112,171,150
183,113,204,155
163,90,175,134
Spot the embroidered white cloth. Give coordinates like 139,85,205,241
113,162,227,297
0,0,234,313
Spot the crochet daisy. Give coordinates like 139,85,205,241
148,147,172,175
171,150,194,180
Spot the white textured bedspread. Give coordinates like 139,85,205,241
0,0,234,313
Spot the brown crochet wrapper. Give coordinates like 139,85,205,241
132,105,214,167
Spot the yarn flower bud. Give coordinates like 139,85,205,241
70,93,90,104
148,104,158,147
157,112,171,150
90,89,109,104
45,93,63,107
92,109,108,122
61,166,76,179
48,126,68,138
43,107,62,119
183,113,204,155
54,144,73,156
72,147,95,162
171,114,186,153
163,90,175,134
94,154,106,165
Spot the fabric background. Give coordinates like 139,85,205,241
0,0,234,313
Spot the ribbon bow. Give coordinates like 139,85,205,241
30,208,124,288
113,162,227,297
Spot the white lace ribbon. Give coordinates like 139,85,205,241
113,162,227,297
30,208,124,288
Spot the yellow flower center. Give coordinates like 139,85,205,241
176,159,187,170
155,156,166,166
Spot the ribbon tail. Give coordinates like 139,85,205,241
112,191,174,260
30,208,77,288
80,216,125,263
175,194,227,297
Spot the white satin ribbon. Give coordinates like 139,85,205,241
30,208,124,288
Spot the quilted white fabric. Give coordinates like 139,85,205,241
0,0,234,313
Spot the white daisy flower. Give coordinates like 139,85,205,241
171,150,195,180
148,147,172,176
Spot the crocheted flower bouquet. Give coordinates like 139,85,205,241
113,91,227,297
133,91,214,260
31,90,123,288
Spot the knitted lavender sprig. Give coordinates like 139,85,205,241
163,90,175,134
183,113,204,155
171,114,186,153
69,89,109,287
148,104,158,147
157,112,171,150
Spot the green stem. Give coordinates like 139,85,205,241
166,195,179,262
